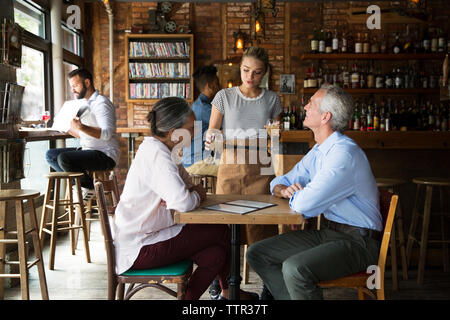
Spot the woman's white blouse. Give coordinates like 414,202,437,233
112,137,200,274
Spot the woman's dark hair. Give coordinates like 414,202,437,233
193,65,218,91
146,97,192,137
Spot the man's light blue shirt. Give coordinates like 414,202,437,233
182,94,212,167
270,131,382,231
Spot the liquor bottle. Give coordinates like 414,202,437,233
360,100,367,131
413,29,421,53
351,64,360,89
367,64,375,89
403,25,413,53
428,102,435,130
309,66,318,88
392,32,402,54
319,29,326,53
304,67,310,88
290,106,297,129
394,68,403,89
375,66,384,89
366,102,373,131
341,30,348,53
355,33,363,53
317,67,324,87
371,35,379,53
441,103,448,131
422,28,430,53
347,32,355,53
323,65,331,84
353,102,360,130
332,29,339,53
431,28,438,53
325,30,333,53
332,67,339,87
283,107,290,130
380,103,386,131
373,102,380,131
363,33,370,54
311,28,319,53
438,28,446,53
380,33,387,53
342,64,350,89
385,69,394,89
359,64,366,89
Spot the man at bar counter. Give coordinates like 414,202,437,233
45,68,119,197
246,84,382,300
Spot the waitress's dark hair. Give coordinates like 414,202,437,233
146,97,192,137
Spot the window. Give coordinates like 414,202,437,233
17,45,46,121
13,0,45,39
64,61,79,101
62,23,83,57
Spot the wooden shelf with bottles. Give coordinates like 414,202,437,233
125,33,194,104
280,130,450,149
300,53,447,61
302,88,440,94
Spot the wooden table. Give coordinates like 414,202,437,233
173,194,304,300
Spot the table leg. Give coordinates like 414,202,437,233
229,224,241,300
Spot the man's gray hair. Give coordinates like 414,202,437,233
319,84,354,132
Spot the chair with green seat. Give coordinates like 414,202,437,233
94,181,192,300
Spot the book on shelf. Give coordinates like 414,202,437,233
129,41,190,58
129,62,190,79
129,83,191,100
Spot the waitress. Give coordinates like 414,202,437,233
206,46,282,293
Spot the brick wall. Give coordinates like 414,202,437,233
84,0,449,189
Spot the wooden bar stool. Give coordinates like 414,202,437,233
0,189,48,300
406,177,450,284
39,172,91,270
376,178,409,291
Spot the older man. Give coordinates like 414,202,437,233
246,84,382,300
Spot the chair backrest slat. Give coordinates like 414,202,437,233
94,181,118,278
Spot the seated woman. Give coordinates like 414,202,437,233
112,97,257,300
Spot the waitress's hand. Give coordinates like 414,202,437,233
190,184,207,202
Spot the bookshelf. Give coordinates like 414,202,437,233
125,34,194,103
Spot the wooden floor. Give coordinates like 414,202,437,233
3,221,450,300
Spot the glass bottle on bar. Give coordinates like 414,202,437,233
385,68,394,89
317,67,324,87
392,32,402,54
341,29,348,53
367,63,375,89
376,66,384,89
380,103,386,131
304,67,310,88
371,34,379,53
325,30,333,54
360,100,367,131
363,32,370,54
309,65,318,88
422,27,430,53
347,31,354,53
353,101,360,130
355,32,363,53
394,67,403,89
380,33,387,53
283,107,290,130
385,100,392,131
403,25,413,53
342,64,350,89
290,105,297,130
311,28,319,53
431,28,438,53
366,102,373,131
332,29,339,53
351,63,360,89
359,64,366,89
373,102,380,131
319,29,326,53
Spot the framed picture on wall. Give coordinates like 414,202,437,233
280,74,295,94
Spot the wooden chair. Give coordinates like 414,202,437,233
94,181,193,300
376,178,409,290
318,190,399,300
